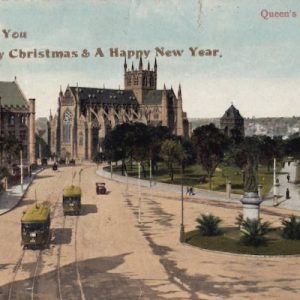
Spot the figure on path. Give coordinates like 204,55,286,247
287,174,290,183
286,188,290,199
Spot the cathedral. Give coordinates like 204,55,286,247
49,58,190,160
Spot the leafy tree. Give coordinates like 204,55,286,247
0,135,22,164
160,139,185,182
196,214,222,236
285,136,300,158
192,124,228,189
281,215,300,240
240,218,270,246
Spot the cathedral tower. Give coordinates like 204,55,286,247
124,58,157,104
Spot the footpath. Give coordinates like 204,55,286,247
263,162,300,211
97,164,300,211
96,167,243,203
0,167,43,215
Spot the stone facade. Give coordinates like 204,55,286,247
0,80,36,165
49,59,190,160
220,104,244,138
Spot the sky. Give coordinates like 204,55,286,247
0,0,299,119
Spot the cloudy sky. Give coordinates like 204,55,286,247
0,0,299,119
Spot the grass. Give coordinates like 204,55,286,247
185,228,300,255
107,162,275,196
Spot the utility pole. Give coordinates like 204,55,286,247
138,162,141,223
20,150,23,193
180,162,185,242
110,161,113,179
149,159,152,188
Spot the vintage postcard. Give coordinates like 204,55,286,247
0,1,300,299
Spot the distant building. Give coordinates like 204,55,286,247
0,80,36,165
220,104,244,137
49,59,190,160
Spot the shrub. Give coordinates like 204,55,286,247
196,214,222,236
240,218,270,246
281,215,300,240
235,212,243,228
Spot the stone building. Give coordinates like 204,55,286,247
0,79,36,165
220,104,244,137
49,59,190,160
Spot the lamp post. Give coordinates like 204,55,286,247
20,150,23,193
149,159,152,188
138,162,141,223
110,160,113,179
180,162,185,242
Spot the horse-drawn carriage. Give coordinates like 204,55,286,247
96,182,106,195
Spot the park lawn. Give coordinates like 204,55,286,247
108,162,274,196
186,228,300,255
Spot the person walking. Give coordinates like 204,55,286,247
286,188,290,200
287,174,290,183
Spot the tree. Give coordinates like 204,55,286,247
240,218,270,246
192,124,228,189
160,139,185,183
196,214,222,236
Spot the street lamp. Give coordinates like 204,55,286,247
20,149,23,193
180,162,185,242
138,162,141,223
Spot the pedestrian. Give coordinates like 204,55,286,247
286,188,290,199
190,186,194,195
287,174,290,183
186,186,189,195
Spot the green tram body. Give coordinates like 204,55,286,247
21,204,51,249
63,185,81,215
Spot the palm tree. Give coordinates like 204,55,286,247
240,218,270,246
196,214,222,236
281,215,300,240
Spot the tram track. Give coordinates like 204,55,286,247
7,168,64,300
54,166,89,300
8,165,91,300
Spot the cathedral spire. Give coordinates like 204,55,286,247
124,57,127,71
178,83,182,98
154,57,157,71
131,61,134,71
139,57,143,70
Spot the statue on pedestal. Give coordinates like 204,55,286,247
244,155,258,194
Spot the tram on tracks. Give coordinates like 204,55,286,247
63,185,81,215
21,204,51,249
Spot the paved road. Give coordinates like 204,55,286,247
0,164,300,299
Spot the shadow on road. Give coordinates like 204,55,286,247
80,204,98,216
52,228,72,245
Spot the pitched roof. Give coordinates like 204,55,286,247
69,87,138,106
143,89,174,105
0,81,28,108
221,105,243,120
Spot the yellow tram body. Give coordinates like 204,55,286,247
63,185,81,215
21,204,51,249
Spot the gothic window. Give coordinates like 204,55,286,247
79,132,83,146
127,77,131,85
20,115,27,125
9,115,15,125
63,110,72,143
134,76,138,85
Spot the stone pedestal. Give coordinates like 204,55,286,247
240,192,263,220
226,181,231,199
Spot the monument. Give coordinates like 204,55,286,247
240,155,263,220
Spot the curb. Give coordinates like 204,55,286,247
96,168,242,204
0,167,45,216
182,240,300,259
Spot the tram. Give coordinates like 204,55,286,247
21,204,51,249
63,185,81,215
